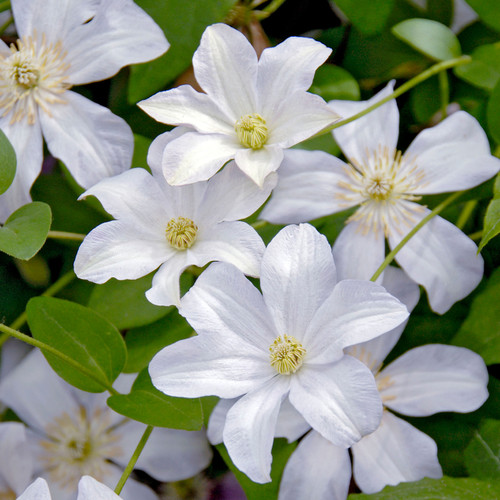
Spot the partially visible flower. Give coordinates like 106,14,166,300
0,349,212,500
261,83,500,313
74,129,274,307
150,224,409,483
0,0,169,222
138,23,339,187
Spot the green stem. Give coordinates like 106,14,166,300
468,230,483,241
47,230,86,241
370,191,464,282
114,425,154,494
252,219,268,229
0,323,119,396
254,0,287,18
456,200,477,230
438,70,449,119
317,55,471,137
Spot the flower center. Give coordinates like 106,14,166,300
269,334,306,375
38,406,123,491
235,113,268,149
0,33,71,124
166,217,198,250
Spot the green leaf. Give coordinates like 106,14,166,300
487,79,500,144
27,297,127,392
465,419,500,480
451,268,500,365
0,129,16,195
216,438,297,500
0,202,51,260
479,173,500,251
392,18,462,61
88,273,170,330
124,308,193,373
335,0,395,35
454,43,500,91
410,75,441,123
128,0,237,103
107,369,203,430
310,65,360,102
348,476,500,499
464,0,500,33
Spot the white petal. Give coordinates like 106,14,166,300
77,476,120,500
258,37,331,118
381,266,420,312
290,356,382,447
65,0,169,84
223,376,290,483
193,24,258,120
207,398,237,445
305,280,409,363
331,81,399,165
279,431,351,500
352,412,442,494
17,478,52,500
261,149,354,224
0,339,31,380
149,333,274,399
261,224,337,341
406,111,500,194
40,91,133,188
147,128,186,179
138,86,232,134
380,344,489,416
333,221,386,282
275,397,311,442
388,207,483,314
0,119,43,223
234,145,284,188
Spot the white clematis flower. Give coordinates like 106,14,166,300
149,223,410,483
138,23,340,187
0,0,169,222
261,83,500,313
0,350,212,500
74,129,274,307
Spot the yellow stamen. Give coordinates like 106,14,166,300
235,113,268,149
269,334,306,375
166,217,198,250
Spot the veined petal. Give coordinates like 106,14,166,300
331,81,399,165
333,221,386,282
138,86,233,134
352,412,442,494
261,224,337,341
279,431,351,500
406,111,500,194
260,149,354,224
380,344,489,416
149,329,275,400
0,118,43,223
223,376,290,483
388,207,483,314
290,356,382,447
234,145,283,187
257,36,331,117
193,23,258,120
65,0,169,84
40,91,133,188
77,476,121,500
18,478,52,500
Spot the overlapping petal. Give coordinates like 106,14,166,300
77,476,122,500
234,144,284,187
18,478,52,500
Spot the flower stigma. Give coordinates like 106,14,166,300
235,113,268,149
166,217,198,250
269,334,306,375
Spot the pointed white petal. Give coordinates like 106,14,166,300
40,91,133,188
261,149,354,224
223,376,290,483
193,24,258,120
77,476,121,500
261,224,336,341
406,111,500,194
234,145,283,188
352,412,442,494
388,207,483,314
17,478,52,500
147,127,187,179
380,344,489,416
279,431,351,500
331,81,399,165
65,0,168,84
290,357,382,447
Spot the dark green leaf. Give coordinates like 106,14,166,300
335,0,395,35
88,273,170,330
454,43,500,91
465,419,500,479
464,1,500,33
310,65,360,101
487,79,500,144
479,173,500,251
107,368,203,430
392,18,462,61
27,297,127,392
0,129,16,195
410,75,441,123
0,202,51,260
